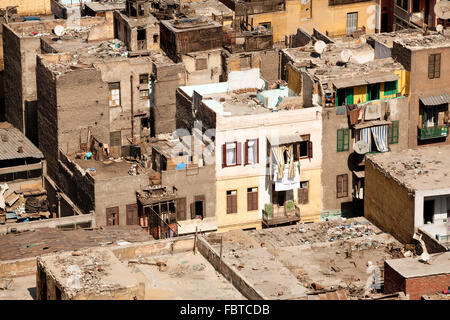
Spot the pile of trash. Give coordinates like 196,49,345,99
325,221,376,242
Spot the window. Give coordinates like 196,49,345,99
428,54,441,79
336,88,354,106
384,80,397,96
190,195,205,219
226,190,237,214
108,82,120,107
110,131,121,147
388,120,399,144
367,83,380,101
337,128,350,151
294,135,313,159
346,12,358,36
106,207,119,226
139,74,149,84
259,22,271,30
336,174,348,198
247,187,258,211
222,142,241,167
298,181,309,205
140,89,149,99
244,139,259,165
137,28,146,40
195,58,207,71
153,34,158,43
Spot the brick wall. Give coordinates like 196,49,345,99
406,274,450,300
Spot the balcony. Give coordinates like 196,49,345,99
418,125,449,140
262,202,300,227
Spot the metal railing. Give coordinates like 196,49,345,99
418,125,449,140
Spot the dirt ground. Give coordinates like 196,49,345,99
0,275,36,300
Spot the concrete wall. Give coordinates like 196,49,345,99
197,236,265,299
2,0,52,15
407,46,450,149
0,256,37,278
182,49,223,85
162,164,216,220
94,173,148,227
152,62,186,135
247,0,376,43
96,58,153,144
364,158,415,243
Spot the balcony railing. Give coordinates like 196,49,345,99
418,125,449,140
262,203,300,227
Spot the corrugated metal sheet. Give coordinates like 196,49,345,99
333,73,399,88
267,134,304,145
0,126,44,161
420,93,450,106
333,78,366,89
354,120,391,129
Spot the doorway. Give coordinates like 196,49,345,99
346,12,358,36
368,83,380,101
423,200,435,224
137,28,147,50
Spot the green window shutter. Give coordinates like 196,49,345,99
384,81,397,96
388,120,399,144
345,87,354,105
337,129,350,152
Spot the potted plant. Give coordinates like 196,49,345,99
264,203,273,219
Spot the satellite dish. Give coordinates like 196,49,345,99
340,49,352,63
314,40,327,55
436,24,444,34
354,140,370,155
434,0,450,20
54,25,65,37
256,78,266,90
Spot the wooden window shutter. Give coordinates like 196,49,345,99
190,202,195,219
232,194,237,213
343,174,348,197
222,144,227,168
428,54,435,79
176,198,186,221
247,191,251,211
236,142,242,165
337,176,343,198
226,194,231,214
256,139,259,163
244,140,249,165
435,54,441,78
308,141,313,159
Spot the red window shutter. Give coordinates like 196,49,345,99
222,144,226,168
236,142,241,165
256,139,259,164
308,141,313,159
244,140,248,165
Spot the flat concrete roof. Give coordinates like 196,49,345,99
203,217,403,299
367,145,450,193
73,157,146,180
39,247,142,299
0,226,152,261
161,17,222,32
385,251,450,279
131,251,245,299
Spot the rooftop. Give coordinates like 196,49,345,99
39,247,143,299
0,123,44,161
385,251,450,278
366,145,450,192
0,226,152,261
285,40,404,83
161,16,222,32
179,70,302,116
367,29,427,48
85,1,126,13
72,156,147,180
186,0,233,17
394,32,450,50
203,217,405,299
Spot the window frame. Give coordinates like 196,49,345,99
337,128,350,152
247,187,258,211
336,174,348,199
244,139,259,165
226,190,238,214
108,82,121,107
222,142,241,168
388,120,399,144
428,53,441,79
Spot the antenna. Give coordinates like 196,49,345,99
434,0,450,20
54,25,65,37
314,40,326,58
340,49,352,64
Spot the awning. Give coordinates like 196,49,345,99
267,134,304,145
333,78,367,89
353,120,391,130
420,93,450,106
364,72,399,84
353,170,365,179
333,73,399,89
